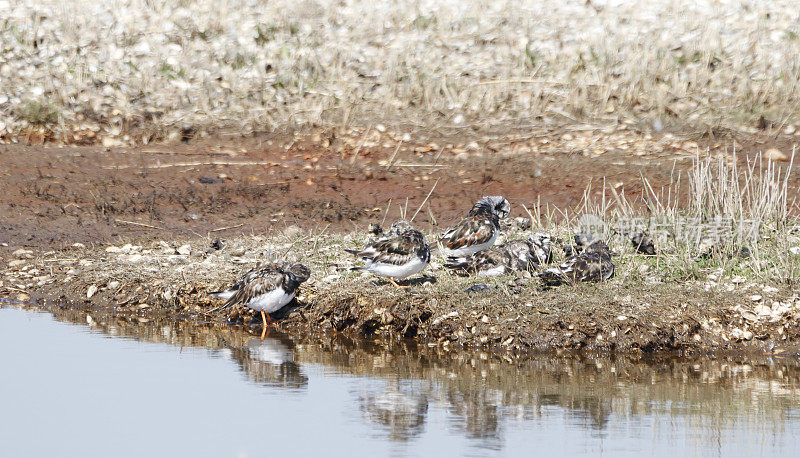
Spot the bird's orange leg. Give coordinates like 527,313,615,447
260,310,272,340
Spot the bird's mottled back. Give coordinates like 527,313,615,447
440,196,509,256
346,219,430,280
540,238,614,285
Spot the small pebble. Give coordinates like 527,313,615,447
465,284,491,293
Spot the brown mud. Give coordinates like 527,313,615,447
2,128,797,249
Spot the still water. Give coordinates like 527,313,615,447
2,305,800,458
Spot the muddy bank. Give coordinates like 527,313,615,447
3,237,800,357
2,129,797,249
18,301,800,385
2,129,799,357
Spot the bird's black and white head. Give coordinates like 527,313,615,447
528,232,552,250
528,232,553,263
285,263,311,283
584,240,613,255
368,223,384,237
389,219,415,234
630,231,656,255
474,196,510,219
574,232,598,248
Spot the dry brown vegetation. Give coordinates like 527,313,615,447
2,0,800,144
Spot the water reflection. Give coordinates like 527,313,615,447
8,304,800,456
228,336,308,389
359,382,429,441
447,389,502,444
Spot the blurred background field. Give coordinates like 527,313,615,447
2,0,800,144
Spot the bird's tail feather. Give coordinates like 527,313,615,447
207,289,238,313
208,289,235,300
443,256,470,270
538,268,565,285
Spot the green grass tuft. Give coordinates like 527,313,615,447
15,99,60,126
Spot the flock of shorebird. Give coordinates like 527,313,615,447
210,196,616,336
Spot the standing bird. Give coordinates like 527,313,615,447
439,196,510,257
346,219,430,288
210,262,311,338
540,240,615,285
444,232,553,276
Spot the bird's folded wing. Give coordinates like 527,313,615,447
224,268,284,307
364,236,418,266
441,216,495,249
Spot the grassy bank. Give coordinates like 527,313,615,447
3,152,800,355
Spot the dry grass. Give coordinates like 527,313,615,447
559,150,800,285
2,0,800,142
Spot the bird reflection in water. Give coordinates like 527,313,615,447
539,394,612,430
359,382,429,441
227,333,308,389
446,389,502,448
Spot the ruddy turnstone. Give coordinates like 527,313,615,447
444,232,553,276
561,232,598,257
368,222,384,237
695,236,750,260
528,232,554,264
439,196,510,257
540,240,615,285
210,262,311,338
630,231,656,255
345,219,430,287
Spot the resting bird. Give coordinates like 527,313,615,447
346,219,430,287
210,262,311,338
540,240,615,285
439,196,510,257
630,231,657,255
561,232,596,257
444,232,553,276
